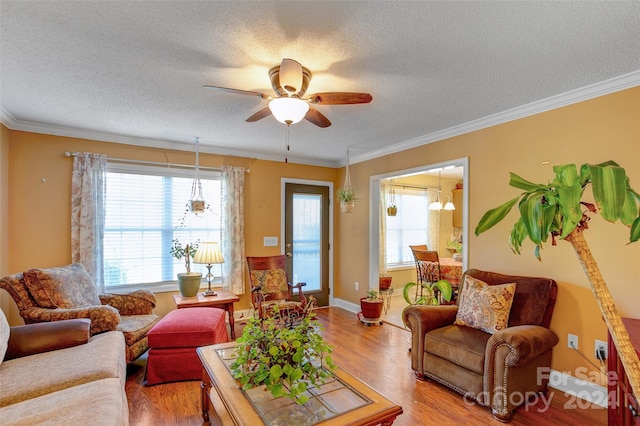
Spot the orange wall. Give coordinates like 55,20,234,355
337,87,640,385
0,125,9,315
1,131,336,322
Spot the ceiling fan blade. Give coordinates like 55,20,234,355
279,59,303,95
304,106,331,128
308,92,373,105
246,107,272,122
203,85,270,99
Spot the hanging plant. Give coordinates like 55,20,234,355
387,182,397,216
337,149,356,213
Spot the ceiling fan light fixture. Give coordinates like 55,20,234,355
269,97,309,125
279,58,303,94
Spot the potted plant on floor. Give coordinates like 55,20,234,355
359,289,384,324
475,160,640,399
230,305,335,404
170,238,202,297
402,278,452,306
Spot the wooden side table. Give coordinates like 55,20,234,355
173,290,240,339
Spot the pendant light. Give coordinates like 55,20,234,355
429,170,455,211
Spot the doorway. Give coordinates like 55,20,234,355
369,158,469,292
283,181,332,307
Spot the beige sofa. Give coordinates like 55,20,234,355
0,311,129,425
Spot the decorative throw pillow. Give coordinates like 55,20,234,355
250,269,288,294
0,308,9,365
23,263,101,309
454,275,516,334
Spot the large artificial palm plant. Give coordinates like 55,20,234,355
475,161,640,399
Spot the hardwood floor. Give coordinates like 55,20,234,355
126,307,606,425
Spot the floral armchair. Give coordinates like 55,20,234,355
0,263,160,362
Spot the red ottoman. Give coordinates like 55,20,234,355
145,307,228,385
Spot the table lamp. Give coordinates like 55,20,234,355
193,242,224,296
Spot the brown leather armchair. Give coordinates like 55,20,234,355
402,269,559,422
0,263,160,362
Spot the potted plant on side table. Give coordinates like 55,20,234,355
170,238,202,297
379,273,393,291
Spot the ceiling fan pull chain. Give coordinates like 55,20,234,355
284,125,291,163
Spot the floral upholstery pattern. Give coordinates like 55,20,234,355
99,290,157,315
454,275,516,334
0,264,160,362
23,263,101,309
250,269,289,294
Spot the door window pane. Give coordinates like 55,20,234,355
292,193,321,291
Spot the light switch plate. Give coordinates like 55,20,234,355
263,236,278,247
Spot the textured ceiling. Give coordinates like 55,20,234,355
1,1,639,167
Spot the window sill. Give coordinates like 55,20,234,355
105,280,223,295
386,265,414,272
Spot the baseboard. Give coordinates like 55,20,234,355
332,298,360,314
548,369,608,408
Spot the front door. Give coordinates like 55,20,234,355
284,183,330,307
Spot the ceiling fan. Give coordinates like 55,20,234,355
203,58,372,128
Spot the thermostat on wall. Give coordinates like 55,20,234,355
263,236,278,247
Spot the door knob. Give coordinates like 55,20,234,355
286,252,292,257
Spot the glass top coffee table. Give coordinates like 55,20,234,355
197,342,403,425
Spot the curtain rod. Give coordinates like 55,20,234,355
64,152,249,173
389,183,434,191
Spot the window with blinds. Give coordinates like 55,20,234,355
385,187,432,267
104,163,222,290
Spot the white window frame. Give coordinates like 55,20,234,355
104,162,222,294
384,186,432,269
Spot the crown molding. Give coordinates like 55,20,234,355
3,70,639,170
347,70,640,166
0,108,336,168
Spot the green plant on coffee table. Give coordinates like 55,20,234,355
230,306,335,404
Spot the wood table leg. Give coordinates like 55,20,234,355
227,303,236,339
200,368,212,423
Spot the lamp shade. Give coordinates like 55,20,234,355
444,196,456,210
193,242,224,265
269,97,309,125
428,201,443,210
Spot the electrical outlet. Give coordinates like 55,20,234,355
595,339,608,361
355,281,359,291
568,334,579,350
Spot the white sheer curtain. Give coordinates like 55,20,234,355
222,166,245,294
426,188,440,251
71,152,107,292
379,183,388,274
